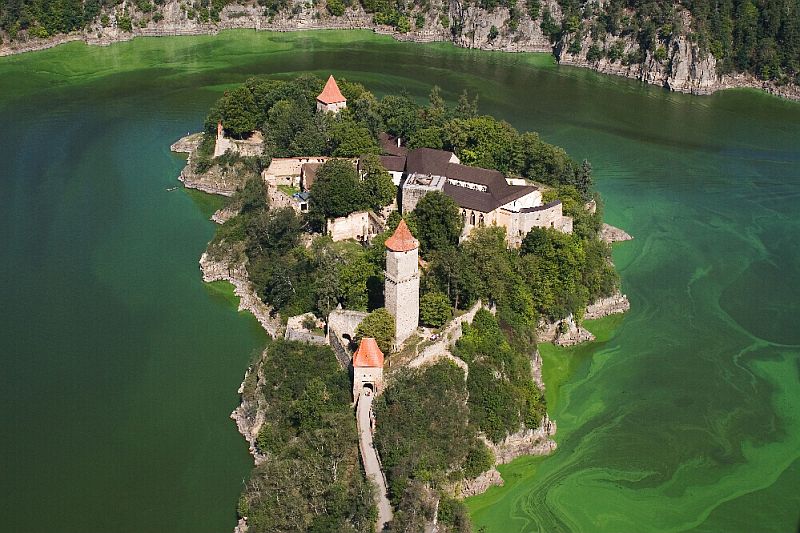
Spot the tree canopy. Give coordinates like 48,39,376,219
407,191,463,255
355,308,395,353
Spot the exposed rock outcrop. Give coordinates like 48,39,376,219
200,250,282,337
584,291,630,320
460,467,504,497
600,223,633,244
3,0,797,101
538,313,595,346
485,415,557,464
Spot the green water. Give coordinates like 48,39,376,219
1,30,798,533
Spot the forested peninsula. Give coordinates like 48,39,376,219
2,0,799,100
168,73,631,532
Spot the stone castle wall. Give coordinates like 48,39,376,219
326,211,384,242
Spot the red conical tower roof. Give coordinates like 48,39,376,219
384,219,419,252
317,75,347,104
353,337,384,368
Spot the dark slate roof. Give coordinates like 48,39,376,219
405,148,455,177
301,163,322,191
443,182,497,212
380,155,407,172
443,162,538,213
445,163,506,189
379,132,408,157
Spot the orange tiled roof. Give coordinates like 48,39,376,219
316,75,347,104
353,337,384,368
384,219,419,252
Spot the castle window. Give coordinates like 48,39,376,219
479,214,485,227
462,209,467,221
470,212,476,225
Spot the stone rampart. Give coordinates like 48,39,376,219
327,309,368,368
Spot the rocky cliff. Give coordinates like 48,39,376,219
3,0,797,101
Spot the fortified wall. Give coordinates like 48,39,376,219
327,309,368,369
327,211,385,243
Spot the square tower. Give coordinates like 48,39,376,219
352,337,385,402
316,75,347,114
384,220,420,345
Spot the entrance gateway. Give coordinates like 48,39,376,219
351,337,384,402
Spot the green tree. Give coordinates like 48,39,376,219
408,191,463,254
355,308,395,353
216,86,259,137
359,154,397,210
328,117,380,157
419,292,452,327
309,159,365,226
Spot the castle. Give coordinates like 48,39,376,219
376,135,574,247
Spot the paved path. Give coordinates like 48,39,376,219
356,390,393,531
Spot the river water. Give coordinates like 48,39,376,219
0,30,797,533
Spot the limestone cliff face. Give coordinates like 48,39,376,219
2,0,797,100
448,0,555,52
556,29,722,95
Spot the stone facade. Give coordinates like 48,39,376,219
401,174,447,213
327,309,369,368
384,247,420,346
316,100,347,113
326,211,385,243
213,123,264,158
505,201,574,247
263,156,333,183
353,365,384,400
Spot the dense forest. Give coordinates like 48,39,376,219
1,0,797,84
554,0,800,82
372,309,545,533
239,340,376,532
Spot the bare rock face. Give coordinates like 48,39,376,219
486,415,557,464
584,292,630,320
450,0,554,52
538,314,595,346
460,467,504,497
600,223,633,244
200,251,282,337
665,38,719,95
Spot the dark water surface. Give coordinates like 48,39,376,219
0,30,798,533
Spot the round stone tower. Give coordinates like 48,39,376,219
384,219,420,345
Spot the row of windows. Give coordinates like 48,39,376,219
462,210,485,227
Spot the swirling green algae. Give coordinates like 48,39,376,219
468,250,800,533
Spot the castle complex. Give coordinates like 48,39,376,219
376,135,574,247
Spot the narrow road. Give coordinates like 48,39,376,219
356,389,393,531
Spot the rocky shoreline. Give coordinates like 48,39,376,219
199,251,282,337
3,3,798,103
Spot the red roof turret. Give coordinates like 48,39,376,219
353,337,384,368
384,219,419,252
317,75,347,105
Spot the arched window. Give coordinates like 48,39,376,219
479,214,485,227
462,209,467,221
470,212,476,226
